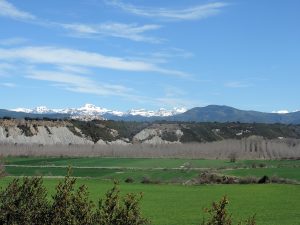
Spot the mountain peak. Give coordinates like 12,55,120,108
10,104,186,118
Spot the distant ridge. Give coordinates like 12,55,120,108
2,105,300,124
170,105,300,124
0,109,69,120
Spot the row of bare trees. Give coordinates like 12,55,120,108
0,137,299,159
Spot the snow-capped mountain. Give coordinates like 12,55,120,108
127,107,187,117
11,104,187,118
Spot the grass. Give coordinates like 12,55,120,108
3,157,300,182
1,156,300,224
3,156,233,168
4,156,300,168
0,177,299,225
5,166,199,182
223,167,300,181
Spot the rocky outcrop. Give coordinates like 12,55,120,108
0,126,93,145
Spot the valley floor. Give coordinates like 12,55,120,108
0,157,299,225
0,177,299,225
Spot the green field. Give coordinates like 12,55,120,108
1,156,300,224
3,157,300,182
223,167,300,181
4,156,300,169
0,177,299,225
4,166,199,182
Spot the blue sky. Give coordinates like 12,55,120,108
0,0,299,112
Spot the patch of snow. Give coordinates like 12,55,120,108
272,110,289,114
11,103,187,118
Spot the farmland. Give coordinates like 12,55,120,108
3,157,300,182
0,156,299,225
0,177,299,225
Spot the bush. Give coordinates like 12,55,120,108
258,175,269,184
238,176,258,184
140,176,161,184
0,169,150,225
95,183,149,225
49,173,95,225
190,172,238,185
0,177,48,224
125,177,134,183
201,196,256,225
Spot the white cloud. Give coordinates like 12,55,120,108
130,48,194,64
0,0,35,20
0,63,14,70
27,70,132,97
58,65,91,74
105,0,227,21
1,82,16,87
0,46,188,76
61,22,162,43
0,62,15,76
164,85,186,97
0,1,161,43
225,81,252,88
155,97,197,108
0,37,28,46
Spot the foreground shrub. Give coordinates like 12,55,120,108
95,184,149,225
49,173,95,225
201,196,256,225
0,177,48,225
0,171,149,225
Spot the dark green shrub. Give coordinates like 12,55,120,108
0,169,149,225
49,173,95,225
95,183,149,225
125,177,134,183
258,175,269,184
0,177,49,225
201,196,256,225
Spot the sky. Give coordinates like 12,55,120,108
0,0,299,112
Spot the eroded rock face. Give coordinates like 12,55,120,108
132,128,182,144
0,126,93,145
0,119,184,145
133,129,160,142
143,136,170,145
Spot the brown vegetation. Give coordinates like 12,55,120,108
0,136,299,159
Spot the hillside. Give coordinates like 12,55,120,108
1,119,300,159
170,105,300,124
1,119,300,144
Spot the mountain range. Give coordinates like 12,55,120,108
1,104,300,124
11,104,187,118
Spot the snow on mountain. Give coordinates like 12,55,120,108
127,107,187,117
11,104,187,118
12,108,33,113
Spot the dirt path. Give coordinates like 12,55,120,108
5,164,211,170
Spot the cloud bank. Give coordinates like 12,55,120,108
106,0,228,21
